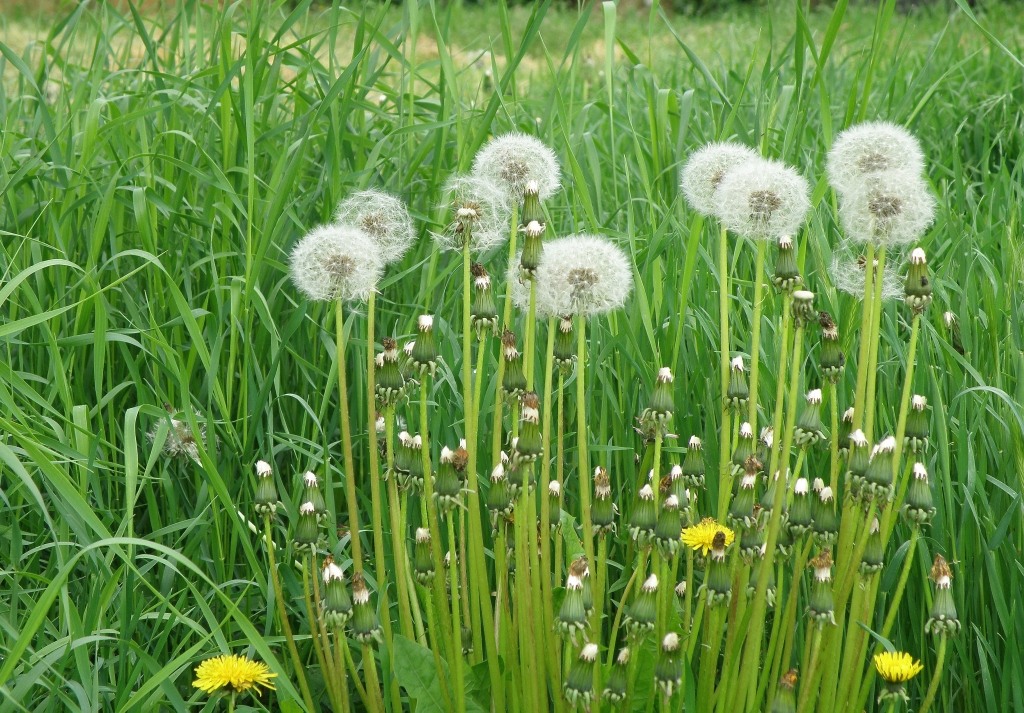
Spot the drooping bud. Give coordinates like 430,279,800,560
904,247,932,313
772,235,803,292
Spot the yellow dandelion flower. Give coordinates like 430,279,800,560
681,517,736,556
193,654,277,695
873,651,924,683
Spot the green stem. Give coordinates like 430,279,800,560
263,516,316,712
577,315,598,629
918,636,948,713
864,248,887,440
540,317,561,704
851,243,877,433
828,383,841,493
718,225,732,520
302,552,342,712
447,515,466,713
384,407,416,643
881,529,920,637
748,241,767,430
796,626,824,712
335,299,362,570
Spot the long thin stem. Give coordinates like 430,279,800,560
447,514,466,713
335,299,362,569
851,243,877,432
384,407,416,642
717,225,732,520
576,315,597,629
918,636,948,713
864,248,887,440
747,241,767,430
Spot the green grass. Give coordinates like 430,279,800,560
2,0,1023,711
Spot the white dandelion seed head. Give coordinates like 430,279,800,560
680,141,759,216
255,460,272,477
688,436,703,449
290,224,383,302
912,395,928,410
580,643,599,662
713,157,811,240
740,422,754,438
416,527,431,543
826,121,925,195
850,429,868,447
642,574,660,592
806,389,823,404
829,247,904,302
511,234,634,318
549,481,562,497
662,632,680,651
299,501,316,515
812,477,825,492
914,462,929,480
334,189,416,264
731,355,745,371
471,132,561,202
323,562,345,583
303,471,319,488
795,477,809,495
839,171,935,246
434,174,512,253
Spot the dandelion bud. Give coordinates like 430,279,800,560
776,519,795,560
675,581,687,600
350,572,382,644
788,477,813,536
544,480,563,533
654,495,683,557
726,355,750,411
563,643,598,707
926,554,960,636
860,517,885,574
682,436,706,489
772,235,803,292
771,669,799,713
461,626,474,655
433,446,465,515
740,509,766,561
847,429,871,496
641,367,675,429
469,264,499,336
513,392,543,468
553,315,576,371
399,341,419,389
629,484,657,547
811,487,839,546
904,394,930,453
334,189,415,264
375,337,405,407
625,573,659,635
293,500,320,549
791,289,816,326
862,436,897,501
556,559,590,643
748,550,777,606
759,469,779,519
680,141,758,216
289,225,384,303
904,247,933,313
728,459,759,529
254,460,279,516
903,462,936,524
655,632,683,697
486,459,513,522
838,407,855,455
705,531,732,607
731,422,756,475
818,311,845,383
874,651,923,704
398,433,425,493
501,329,527,396
592,467,617,535
472,132,561,204
413,528,434,584
806,549,836,625
322,557,353,627
410,315,439,376
300,471,328,520
757,427,774,466
794,389,826,447
603,647,631,702
944,310,964,354
668,465,691,520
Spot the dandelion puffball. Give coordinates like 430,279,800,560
334,189,416,264
838,171,935,246
713,157,810,240
433,174,512,253
680,141,759,216
826,121,925,195
829,245,903,302
511,234,633,318
290,224,384,302
471,132,561,202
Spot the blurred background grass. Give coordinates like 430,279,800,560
2,0,1023,710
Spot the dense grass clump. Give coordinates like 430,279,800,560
2,1,1024,711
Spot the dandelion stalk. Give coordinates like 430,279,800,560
918,636,949,713
539,316,562,699
302,552,344,712
577,315,598,626
335,299,362,569
383,406,417,642
747,241,767,430
863,248,887,439
717,224,733,520
446,514,467,713
850,242,877,432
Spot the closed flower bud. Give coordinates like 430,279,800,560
903,462,936,524
838,408,855,455
548,481,563,532
322,557,353,627
818,312,845,383
501,329,527,396
904,247,933,313
811,487,839,546
771,669,799,713
655,632,683,697
375,337,406,406
772,235,803,292
293,500,320,548
757,427,774,466
792,289,816,326
795,389,826,447
904,394,929,453
729,461,759,529
847,429,871,496
410,315,439,376
563,643,598,707
629,484,657,547
807,550,836,625
862,436,897,501
748,548,777,606
625,574,659,635
860,517,885,574
926,554,960,636
726,355,750,411
414,528,435,584
740,509,766,561
519,187,546,277
433,446,466,515
705,531,732,607
470,264,499,336
350,572,382,644
603,647,631,702
682,436,706,489
553,315,576,371
592,467,617,535
300,471,327,520
486,459,514,522
641,367,675,429
254,460,279,516
655,495,683,557
731,422,757,475
788,477,813,536
513,392,543,468
556,559,590,643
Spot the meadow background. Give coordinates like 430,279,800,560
2,0,1024,710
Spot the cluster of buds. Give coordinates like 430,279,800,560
519,182,546,277
625,573,659,636
904,247,933,313
655,632,683,697
903,462,936,524
553,316,576,372
726,356,749,410
253,460,279,516
639,367,675,433
818,312,845,383
904,395,930,453
794,389,826,447
925,554,960,636
772,235,803,291
409,315,439,377
556,557,591,643
592,467,617,535
322,557,353,628
375,338,406,406
806,550,836,625
512,392,543,469
470,263,499,336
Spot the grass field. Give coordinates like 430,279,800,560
2,0,1024,711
